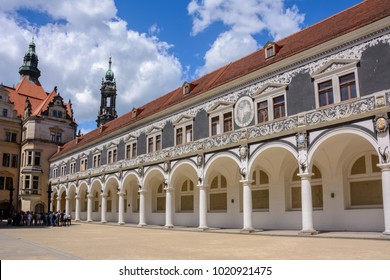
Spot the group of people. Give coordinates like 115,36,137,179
5,210,72,227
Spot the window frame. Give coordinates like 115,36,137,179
253,86,287,123
312,60,360,108
207,101,234,137
173,116,194,146
146,126,162,153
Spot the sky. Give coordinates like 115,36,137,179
0,0,363,133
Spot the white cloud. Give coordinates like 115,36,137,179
0,0,183,128
188,0,305,76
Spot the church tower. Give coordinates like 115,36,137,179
18,38,41,83
96,56,117,127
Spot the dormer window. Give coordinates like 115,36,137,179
182,81,194,95
264,41,280,59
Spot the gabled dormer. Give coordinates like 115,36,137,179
264,41,281,60
182,81,195,95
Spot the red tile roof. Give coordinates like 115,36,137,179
52,0,390,159
6,76,74,120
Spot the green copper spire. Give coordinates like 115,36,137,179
105,56,114,81
19,38,41,82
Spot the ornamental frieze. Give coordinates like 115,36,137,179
306,96,375,125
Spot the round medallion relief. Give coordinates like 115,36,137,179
234,96,254,127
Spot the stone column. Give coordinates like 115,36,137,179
75,194,80,221
241,179,254,232
65,196,70,216
138,189,147,226
87,194,93,222
378,163,390,236
165,186,174,228
198,184,208,230
118,191,125,225
101,193,107,223
56,197,61,212
298,172,317,235
49,196,54,212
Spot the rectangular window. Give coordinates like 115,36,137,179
70,162,76,174
34,152,41,166
148,137,154,153
113,149,117,162
93,154,101,168
155,135,161,151
176,127,183,145
0,177,4,190
2,153,10,167
2,108,8,117
56,133,62,143
11,154,18,168
223,112,232,133
131,142,137,158
126,144,131,159
53,168,58,178
350,180,382,206
5,177,13,191
32,176,39,193
318,80,334,107
186,125,193,143
80,159,88,171
50,132,56,142
273,95,285,119
257,101,268,123
5,132,16,142
211,116,220,136
339,73,357,101
25,175,30,189
27,151,33,165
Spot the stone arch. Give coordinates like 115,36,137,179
204,152,241,182
78,181,89,220
247,141,300,230
307,126,383,231
104,175,120,221
143,166,165,225
170,160,198,219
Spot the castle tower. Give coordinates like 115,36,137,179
18,38,41,83
96,56,117,127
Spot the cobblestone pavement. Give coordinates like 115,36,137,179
1,222,390,260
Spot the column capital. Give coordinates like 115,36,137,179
197,184,209,190
117,191,126,197
75,195,81,199
65,196,71,200
87,194,94,199
297,172,313,179
101,193,108,198
378,163,390,170
240,179,254,186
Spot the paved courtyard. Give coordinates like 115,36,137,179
1,221,390,260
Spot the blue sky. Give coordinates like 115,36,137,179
0,0,362,133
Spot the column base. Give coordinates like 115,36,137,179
118,222,125,226
198,226,208,231
241,227,255,233
165,225,174,229
298,230,318,235
101,221,107,224
74,219,80,222
138,223,147,227
381,231,390,238
87,219,93,223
